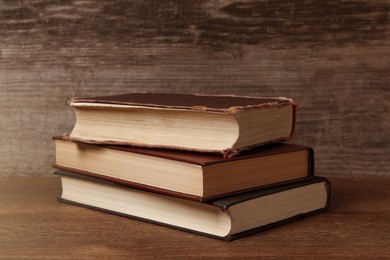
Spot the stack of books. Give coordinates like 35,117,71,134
53,93,330,241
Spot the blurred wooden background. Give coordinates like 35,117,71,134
0,0,389,177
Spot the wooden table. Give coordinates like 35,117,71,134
0,176,389,259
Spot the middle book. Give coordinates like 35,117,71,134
53,136,314,202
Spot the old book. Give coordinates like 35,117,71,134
53,136,314,201
56,170,330,241
67,93,297,157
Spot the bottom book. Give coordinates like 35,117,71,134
55,170,331,241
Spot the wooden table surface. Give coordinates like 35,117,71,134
0,176,389,259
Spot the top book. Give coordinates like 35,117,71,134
67,93,297,157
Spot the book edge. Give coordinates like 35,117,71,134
58,197,231,241
53,169,204,202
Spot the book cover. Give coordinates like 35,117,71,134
69,93,294,113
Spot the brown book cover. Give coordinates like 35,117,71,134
53,136,314,202
55,170,331,241
69,93,294,113
67,93,297,157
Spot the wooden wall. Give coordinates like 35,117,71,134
1,0,389,177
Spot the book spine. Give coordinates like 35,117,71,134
308,147,315,177
287,102,298,141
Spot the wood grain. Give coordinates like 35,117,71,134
0,176,389,259
0,0,389,177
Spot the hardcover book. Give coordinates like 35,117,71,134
66,93,297,157
56,170,330,241
54,136,314,201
